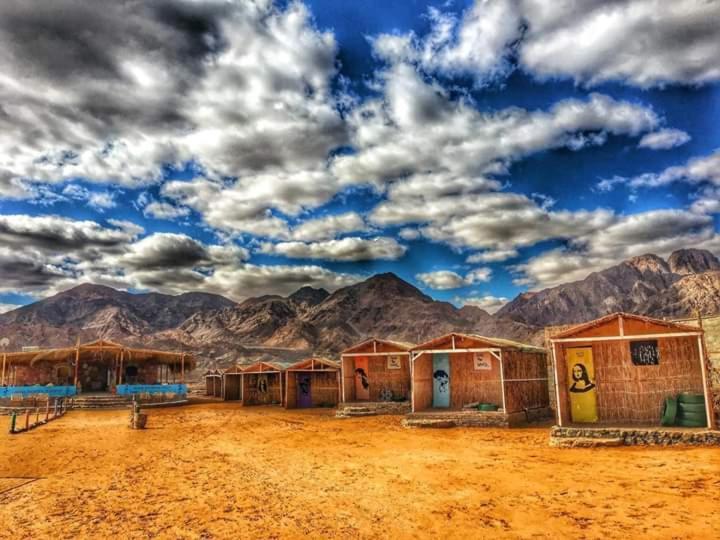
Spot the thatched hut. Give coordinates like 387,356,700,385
409,333,549,418
549,313,716,429
241,361,289,406
222,365,243,401
340,338,413,403
204,369,222,397
0,339,193,400
284,358,340,409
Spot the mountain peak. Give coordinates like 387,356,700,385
625,253,670,274
362,272,430,300
289,286,330,306
668,249,720,275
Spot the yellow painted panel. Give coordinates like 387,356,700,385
567,347,598,423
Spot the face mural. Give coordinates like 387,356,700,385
257,375,268,394
433,370,449,393
570,363,596,393
355,367,369,389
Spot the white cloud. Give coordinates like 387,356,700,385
0,303,22,314
61,185,117,211
512,209,717,289
333,64,659,189
416,267,492,290
259,237,406,262
290,212,367,242
600,149,720,192
519,0,720,88
0,0,346,207
143,201,190,220
372,0,520,83
459,295,509,314
467,249,519,263
638,129,691,150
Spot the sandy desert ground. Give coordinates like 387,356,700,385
1,403,719,539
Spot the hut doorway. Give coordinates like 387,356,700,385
566,347,598,423
81,362,109,392
297,374,312,407
432,353,450,408
354,357,370,401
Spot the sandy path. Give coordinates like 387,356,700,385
1,404,719,539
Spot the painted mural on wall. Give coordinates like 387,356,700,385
567,347,598,423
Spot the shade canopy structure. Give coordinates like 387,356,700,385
409,333,549,415
549,312,715,429
340,338,413,403
0,339,194,391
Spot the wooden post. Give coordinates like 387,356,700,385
45,399,50,422
25,409,30,431
336,369,341,405
181,353,185,383
499,350,507,413
1,352,6,386
551,341,563,427
697,335,714,429
73,338,80,390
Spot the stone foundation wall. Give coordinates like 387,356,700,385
336,401,410,417
550,425,720,446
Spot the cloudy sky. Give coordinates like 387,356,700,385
1,0,719,314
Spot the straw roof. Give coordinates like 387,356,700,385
411,332,545,354
286,357,340,371
242,360,294,373
341,337,415,355
1,338,194,369
550,312,703,340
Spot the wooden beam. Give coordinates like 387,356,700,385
73,337,80,389
551,341,563,427
618,314,625,336
1,352,6,387
181,353,185,383
550,331,702,343
499,350,507,412
697,335,714,429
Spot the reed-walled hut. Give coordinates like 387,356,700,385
340,338,413,403
284,358,340,409
204,369,222,397
409,333,549,421
0,339,193,402
549,313,716,430
241,361,289,406
222,365,243,401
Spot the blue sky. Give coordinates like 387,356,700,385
0,0,719,313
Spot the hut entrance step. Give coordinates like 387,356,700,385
402,418,457,429
72,395,133,410
550,436,624,448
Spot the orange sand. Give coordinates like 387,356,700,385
1,403,719,539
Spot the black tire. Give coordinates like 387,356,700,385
677,392,705,404
661,397,677,426
677,402,706,414
677,416,707,428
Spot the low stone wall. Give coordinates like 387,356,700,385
550,425,720,447
336,401,410,417
403,407,552,428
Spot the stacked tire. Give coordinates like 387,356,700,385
676,392,707,427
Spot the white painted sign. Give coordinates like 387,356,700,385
473,352,492,370
387,355,402,369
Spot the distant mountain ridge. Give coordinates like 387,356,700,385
497,248,720,326
0,273,538,368
2,248,720,370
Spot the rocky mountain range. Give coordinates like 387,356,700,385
498,248,720,326
1,248,719,371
